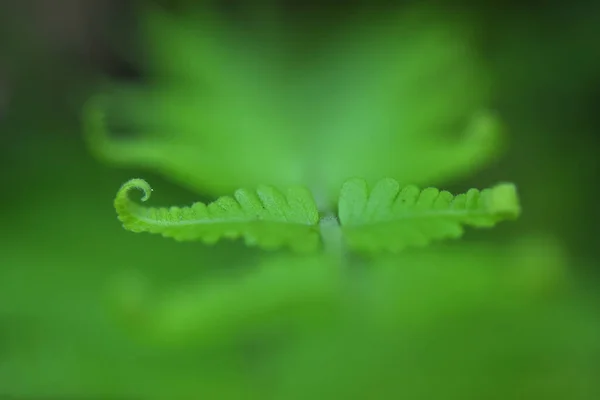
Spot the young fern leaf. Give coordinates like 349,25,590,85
338,178,521,253
115,179,321,253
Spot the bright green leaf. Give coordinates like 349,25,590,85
338,178,520,253
114,178,321,253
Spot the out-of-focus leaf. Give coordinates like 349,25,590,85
84,6,500,204
269,238,600,400
309,10,503,196
107,255,341,349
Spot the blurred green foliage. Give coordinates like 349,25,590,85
85,5,502,203
1,1,600,399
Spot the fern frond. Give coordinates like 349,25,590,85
338,178,520,253
115,179,321,253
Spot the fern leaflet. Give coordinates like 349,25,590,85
338,178,520,253
115,179,321,252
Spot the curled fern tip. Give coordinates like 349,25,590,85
119,178,153,202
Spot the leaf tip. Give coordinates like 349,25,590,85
489,182,521,219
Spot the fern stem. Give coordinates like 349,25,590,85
319,214,346,264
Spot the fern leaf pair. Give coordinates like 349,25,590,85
114,178,520,254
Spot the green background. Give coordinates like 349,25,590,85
1,1,599,398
